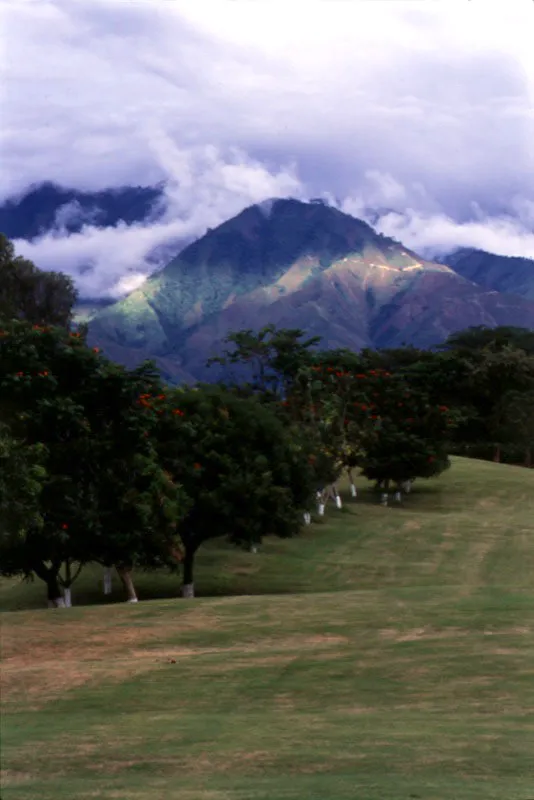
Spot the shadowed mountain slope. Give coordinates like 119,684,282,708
440,248,534,300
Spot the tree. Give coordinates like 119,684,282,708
346,368,461,500
0,321,188,606
0,426,46,544
207,324,321,398
498,389,534,468
457,346,534,462
151,384,318,597
440,325,534,356
0,234,77,327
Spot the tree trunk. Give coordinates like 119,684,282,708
380,479,390,506
46,572,65,608
181,546,196,598
103,567,112,595
32,562,65,608
62,561,72,607
493,444,501,463
116,565,138,603
316,488,326,515
524,447,532,468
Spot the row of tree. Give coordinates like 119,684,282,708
1,233,533,607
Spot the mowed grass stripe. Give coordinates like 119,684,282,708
1,457,534,799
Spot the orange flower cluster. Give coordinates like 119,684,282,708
12,371,50,379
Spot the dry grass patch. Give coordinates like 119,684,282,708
379,626,472,642
1,622,352,710
402,519,422,531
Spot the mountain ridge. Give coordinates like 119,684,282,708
85,198,534,383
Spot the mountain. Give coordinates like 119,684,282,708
439,248,534,300
86,198,534,383
0,182,165,240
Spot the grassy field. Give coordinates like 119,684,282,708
1,457,533,799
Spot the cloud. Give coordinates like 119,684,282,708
12,144,303,297
371,207,534,261
2,0,533,296
53,200,102,230
339,172,534,259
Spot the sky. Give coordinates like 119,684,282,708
2,0,534,298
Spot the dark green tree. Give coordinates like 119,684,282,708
0,321,188,606
151,384,318,596
207,324,321,398
0,234,77,327
440,325,534,356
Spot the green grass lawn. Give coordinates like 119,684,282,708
1,457,533,799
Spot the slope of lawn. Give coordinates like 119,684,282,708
1,456,533,800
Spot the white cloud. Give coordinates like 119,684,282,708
2,0,533,296
12,143,303,297
372,208,534,261
53,200,101,229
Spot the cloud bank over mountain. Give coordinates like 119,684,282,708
2,0,533,297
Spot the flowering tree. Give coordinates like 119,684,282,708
150,384,318,596
356,371,461,501
0,322,188,606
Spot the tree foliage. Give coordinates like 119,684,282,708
150,383,318,593
1,304,532,605
0,234,77,328
0,321,188,603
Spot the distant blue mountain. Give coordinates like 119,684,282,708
437,248,534,300
0,181,166,240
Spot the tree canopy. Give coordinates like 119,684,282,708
0,234,77,328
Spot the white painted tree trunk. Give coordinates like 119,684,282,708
103,567,112,595
116,566,138,603
394,491,402,503
317,503,325,516
48,597,66,608
249,544,258,553
303,512,311,525
63,587,72,607
327,485,338,502
335,495,342,509
181,583,195,598
350,483,357,497
380,493,389,506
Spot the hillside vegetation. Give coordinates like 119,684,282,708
2,457,533,800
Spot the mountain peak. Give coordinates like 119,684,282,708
86,199,534,383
